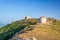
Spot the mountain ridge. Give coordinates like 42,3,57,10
0,17,60,40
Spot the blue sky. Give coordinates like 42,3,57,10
0,0,60,24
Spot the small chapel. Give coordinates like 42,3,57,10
39,16,46,24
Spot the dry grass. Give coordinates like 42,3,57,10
18,24,60,40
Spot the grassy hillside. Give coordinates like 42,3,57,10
0,20,27,40
18,24,60,40
0,18,60,40
18,18,60,40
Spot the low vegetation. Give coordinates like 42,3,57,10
0,18,60,40
0,20,26,40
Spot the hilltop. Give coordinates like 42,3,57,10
18,24,60,40
0,17,60,40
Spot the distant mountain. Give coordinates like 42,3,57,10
0,23,5,27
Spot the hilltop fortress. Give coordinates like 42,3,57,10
25,16,46,24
